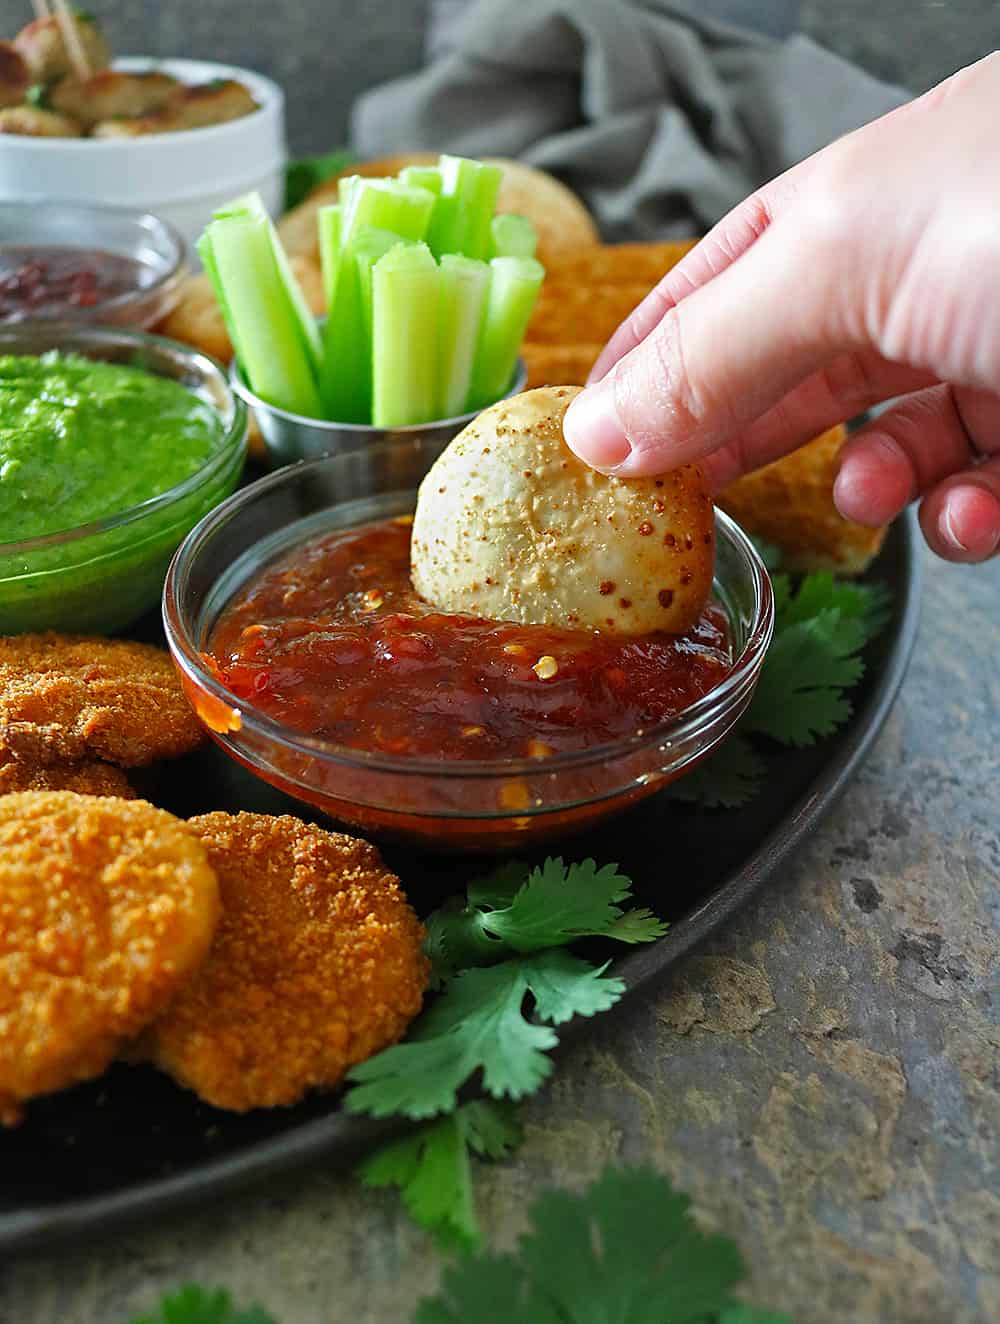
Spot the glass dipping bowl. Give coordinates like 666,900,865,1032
0,201,186,329
0,323,247,636
164,444,774,851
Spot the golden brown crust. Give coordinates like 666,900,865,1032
412,386,714,636
527,282,656,349
716,427,887,576
0,633,204,768
0,791,219,1125
543,239,697,288
524,341,604,389
0,757,134,799
144,812,429,1112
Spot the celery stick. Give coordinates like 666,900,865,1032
207,213,323,418
338,174,362,212
372,243,441,428
469,256,545,409
318,204,342,313
437,254,489,418
427,156,503,260
463,163,503,260
196,230,247,369
354,228,408,338
213,189,322,376
321,255,369,423
343,180,436,247
399,165,442,197
489,213,538,260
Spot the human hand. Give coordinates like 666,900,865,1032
563,53,1000,563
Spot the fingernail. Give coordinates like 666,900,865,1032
563,378,631,473
941,502,969,552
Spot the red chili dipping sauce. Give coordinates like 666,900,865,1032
207,517,734,762
0,247,148,321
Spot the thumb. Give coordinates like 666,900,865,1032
563,216,850,477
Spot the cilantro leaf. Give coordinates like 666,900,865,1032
129,1285,275,1324
358,1100,523,1251
414,1254,541,1323
665,735,765,809
746,606,865,746
285,150,354,211
344,952,625,1120
426,858,666,980
774,571,892,643
415,1166,776,1324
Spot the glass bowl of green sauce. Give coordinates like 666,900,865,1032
0,323,247,635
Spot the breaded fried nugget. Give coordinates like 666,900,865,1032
527,282,657,347
0,792,219,1125
0,633,204,767
524,342,603,389
0,757,134,799
543,239,697,287
145,812,429,1112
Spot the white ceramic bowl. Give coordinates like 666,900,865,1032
0,58,287,247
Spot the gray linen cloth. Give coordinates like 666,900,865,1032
352,0,909,239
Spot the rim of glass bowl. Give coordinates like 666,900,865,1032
0,200,187,325
0,324,248,559
230,354,528,434
164,451,775,781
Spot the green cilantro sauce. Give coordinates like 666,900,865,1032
0,352,223,542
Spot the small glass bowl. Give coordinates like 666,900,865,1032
0,323,247,636
231,344,528,467
165,444,773,851
0,201,187,329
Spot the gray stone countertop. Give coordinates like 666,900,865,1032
2,547,998,1321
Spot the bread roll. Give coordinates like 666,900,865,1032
411,386,714,636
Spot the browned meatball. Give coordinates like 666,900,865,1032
93,78,257,137
0,42,29,110
13,14,110,83
51,70,181,128
0,105,81,137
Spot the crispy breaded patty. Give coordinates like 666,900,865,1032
0,792,219,1125
145,812,429,1112
0,633,204,767
0,757,135,799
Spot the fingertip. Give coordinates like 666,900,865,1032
926,483,1000,563
833,433,916,526
563,377,632,473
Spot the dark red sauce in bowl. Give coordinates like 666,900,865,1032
164,446,773,850
207,517,733,764
0,247,149,321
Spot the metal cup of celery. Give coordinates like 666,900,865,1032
199,157,545,467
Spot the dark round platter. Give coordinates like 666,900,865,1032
0,512,922,1259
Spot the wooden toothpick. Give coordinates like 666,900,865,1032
52,0,91,81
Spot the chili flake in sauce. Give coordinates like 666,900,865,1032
208,517,733,762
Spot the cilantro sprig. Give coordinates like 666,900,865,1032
129,1167,794,1323
425,856,666,981
668,557,893,808
415,1166,793,1324
342,857,664,1241
359,1099,522,1250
